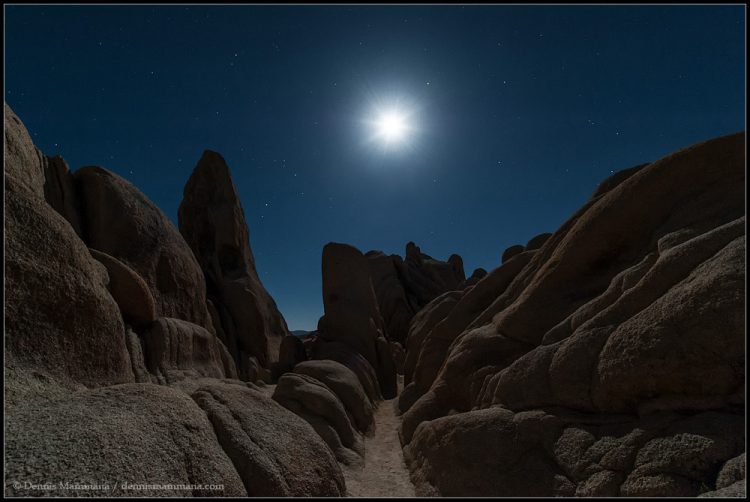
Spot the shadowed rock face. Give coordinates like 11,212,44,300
141,317,238,383
318,242,397,398
74,165,214,332
89,248,157,328
179,150,289,376
401,132,747,497
366,251,415,346
5,103,326,498
365,244,469,347
273,372,365,466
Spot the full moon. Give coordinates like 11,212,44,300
375,111,409,143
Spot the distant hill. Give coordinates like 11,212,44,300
291,330,314,338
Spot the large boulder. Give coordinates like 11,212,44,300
318,242,397,398
404,407,570,497
273,373,365,465
478,217,745,414
141,318,237,383
4,102,133,394
6,384,247,496
178,150,289,374
74,166,213,331
292,359,374,432
311,340,382,403
192,381,345,496
405,406,744,498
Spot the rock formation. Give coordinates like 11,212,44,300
178,150,290,377
193,381,346,496
400,132,746,497
365,243,468,346
317,242,397,398
273,372,365,465
4,103,344,497
5,104,134,396
74,165,214,331
89,248,157,328
6,384,248,497
4,100,745,498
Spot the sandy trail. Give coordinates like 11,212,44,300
342,386,416,497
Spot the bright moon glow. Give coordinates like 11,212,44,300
362,96,420,152
375,111,408,143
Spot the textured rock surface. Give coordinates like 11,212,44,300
74,166,213,331
406,407,744,497
405,251,534,413
5,384,247,497
311,340,382,403
273,372,365,465
716,453,746,490
5,103,133,393
193,381,346,496
179,150,289,375
292,359,375,433
318,242,397,398
4,102,46,200
401,132,746,496
89,248,156,328
142,318,237,383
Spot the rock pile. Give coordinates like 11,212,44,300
4,103,344,497
4,99,745,498
399,131,746,497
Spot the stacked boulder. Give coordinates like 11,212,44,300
399,132,746,497
4,103,345,497
272,243,388,464
271,240,483,462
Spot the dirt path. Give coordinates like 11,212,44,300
342,389,416,497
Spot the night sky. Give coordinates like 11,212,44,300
5,5,745,330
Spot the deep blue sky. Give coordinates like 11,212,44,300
5,5,745,330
